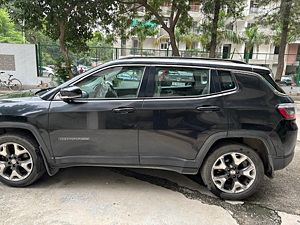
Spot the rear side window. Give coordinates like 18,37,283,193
218,70,236,91
260,72,285,94
153,67,210,97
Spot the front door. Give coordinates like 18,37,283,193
48,65,146,166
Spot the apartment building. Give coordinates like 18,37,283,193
115,0,300,76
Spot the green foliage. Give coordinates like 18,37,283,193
259,0,300,35
0,8,23,43
241,25,269,63
272,25,300,45
54,58,70,83
178,32,201,49
7,92,34,98
257,0,299,78
197,9,243,52
202,0,245,20
8,1,121,47
130,19,159,54
5,0,128,78
117,0,195,55
200,0,246,56
84,32,114,64
243,26,269,52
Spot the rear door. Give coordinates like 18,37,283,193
139,66,231,168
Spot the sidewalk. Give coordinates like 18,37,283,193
281,86,300,101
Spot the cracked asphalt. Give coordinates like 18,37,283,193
0,101,300,224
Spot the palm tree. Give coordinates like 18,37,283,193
180,32,202,49
154,29,202,56
242,26,269,63
131,19,159,55
198,12,243,58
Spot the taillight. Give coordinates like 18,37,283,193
277,103,296,119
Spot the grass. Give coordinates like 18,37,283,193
7,92,34,98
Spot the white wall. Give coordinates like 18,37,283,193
0,43,38,86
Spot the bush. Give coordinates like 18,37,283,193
54,58,70,83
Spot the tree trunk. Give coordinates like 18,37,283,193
168,29,180,56
138,0,180,56
140,42,143,56
58,22,74,79
244,49,249,64
209,0,221,58
275,0,292,82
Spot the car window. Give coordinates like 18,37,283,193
153,67,210,97
74,66,145,98
217,70,236,91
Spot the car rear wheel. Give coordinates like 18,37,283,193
201,143,264,200
0,134,45,187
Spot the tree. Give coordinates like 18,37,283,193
259,0,300,81
116,0,194,56
86,32,115,64
242,26,269,63
130,19,159,55
0,8,23,43
6,0,124,78
201,0,246,58
196,11,242,56
275,0,292,81
180,32,201,49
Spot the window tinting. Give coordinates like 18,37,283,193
218,71,236,91
74,66,145,98
154,67,210,97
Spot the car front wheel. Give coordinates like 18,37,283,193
0,134,45,187
201,143,264,200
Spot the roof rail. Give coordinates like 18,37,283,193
117,56,246,64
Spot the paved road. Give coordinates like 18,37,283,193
1,145,300,224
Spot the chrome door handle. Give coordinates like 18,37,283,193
196,106,221,112
112,107,136,114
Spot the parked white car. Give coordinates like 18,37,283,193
42,66,55,77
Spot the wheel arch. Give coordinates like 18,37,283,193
0,122,56,176
193,131,275,178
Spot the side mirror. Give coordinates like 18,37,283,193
60,86,82,102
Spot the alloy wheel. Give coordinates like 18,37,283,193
0,142,33,181
211,152,256,193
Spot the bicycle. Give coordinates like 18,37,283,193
0,72,22,91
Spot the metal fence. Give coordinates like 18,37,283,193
36,44,300,83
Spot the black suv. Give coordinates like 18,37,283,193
0,57,297,200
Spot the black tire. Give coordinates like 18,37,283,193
200,143,264,200
8,78,22,91
0,133,45,187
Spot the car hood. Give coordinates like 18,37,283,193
0,96,50,117
0,96,36,103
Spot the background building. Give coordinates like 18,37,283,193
114,0,300,77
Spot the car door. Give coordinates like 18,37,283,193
139,66,230,168
48,65,147,166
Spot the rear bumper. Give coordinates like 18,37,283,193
272,150,295,170
269,119,297,171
